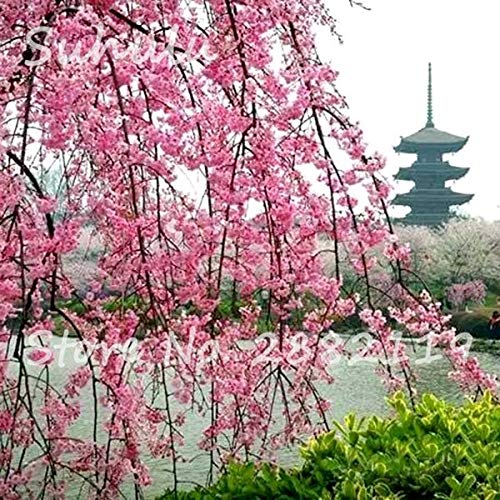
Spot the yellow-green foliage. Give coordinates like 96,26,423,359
159,392,500,499
301,391,499,499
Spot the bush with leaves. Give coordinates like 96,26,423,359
159,392,500,499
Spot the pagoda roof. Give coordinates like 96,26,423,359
395,127,468,154
395,213,452,227
393,189,473,207
395,162,469,181
395,63,469,154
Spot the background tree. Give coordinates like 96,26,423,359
394,219,500,297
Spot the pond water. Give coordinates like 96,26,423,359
16,337,500,498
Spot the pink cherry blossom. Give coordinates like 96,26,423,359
446,280,486,310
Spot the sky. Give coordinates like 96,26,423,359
319,0,500,220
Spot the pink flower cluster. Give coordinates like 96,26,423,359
446,281,487,310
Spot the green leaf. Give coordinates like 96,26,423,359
341,479,357,499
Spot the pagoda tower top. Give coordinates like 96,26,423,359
395,63,469,155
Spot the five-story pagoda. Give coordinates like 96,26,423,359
392,64,473,226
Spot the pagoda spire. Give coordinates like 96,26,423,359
426,62,434,128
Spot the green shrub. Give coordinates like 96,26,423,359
300,392,500,499
158,392,500,499
158,462,311,500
